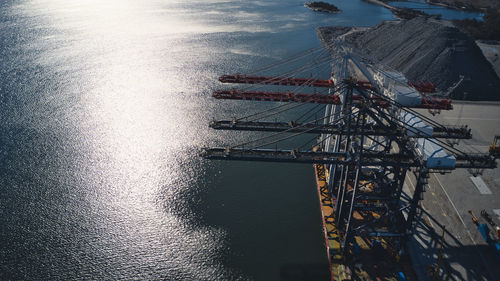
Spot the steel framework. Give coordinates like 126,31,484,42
201,43,498,279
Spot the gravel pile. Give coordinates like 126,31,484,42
318,17,500,100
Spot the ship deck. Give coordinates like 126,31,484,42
313,160,416,280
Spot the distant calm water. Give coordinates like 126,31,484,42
0,1,397,280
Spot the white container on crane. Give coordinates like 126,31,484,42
384,83,422,107
399,111,434,137
374,70,406,88
415,138,456,169
372,69,422,107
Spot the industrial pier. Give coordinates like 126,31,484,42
201,41,500,280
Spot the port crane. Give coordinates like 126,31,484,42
201,40,498,280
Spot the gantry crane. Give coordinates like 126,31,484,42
201,40,498,280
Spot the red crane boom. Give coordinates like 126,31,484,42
409,81,436,93
420,96,452,110
219,74,333,88
213,89,341,104
213,89,452,110
216,75,451,110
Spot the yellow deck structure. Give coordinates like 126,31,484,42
313,162,350,280
313,161,415,281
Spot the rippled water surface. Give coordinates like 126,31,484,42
0,1,393,280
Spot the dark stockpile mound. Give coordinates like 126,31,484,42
318,17,500,100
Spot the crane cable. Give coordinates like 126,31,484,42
237,80,346,123
233,108,355,149
250,111,357,149
238,51,335,92
246,45,326,75
230,57,340,122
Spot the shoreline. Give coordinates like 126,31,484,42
425,0,465,11
379,0,488,13
365,0,486,20
425,0,486,13
363,0,396,11
362,0,434,20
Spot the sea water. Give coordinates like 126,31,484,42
0,0,414,280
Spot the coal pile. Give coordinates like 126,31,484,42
318,17,500,100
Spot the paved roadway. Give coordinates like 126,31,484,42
405,101,500,281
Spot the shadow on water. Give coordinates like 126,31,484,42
178,160,330,281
